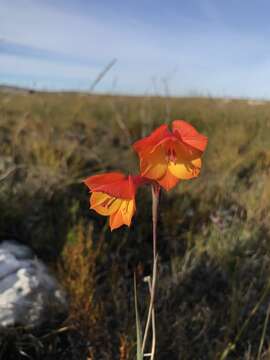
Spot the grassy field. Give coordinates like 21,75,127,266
0,89,270,359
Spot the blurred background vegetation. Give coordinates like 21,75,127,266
0,89,270,359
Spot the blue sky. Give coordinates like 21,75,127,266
1,0,270,97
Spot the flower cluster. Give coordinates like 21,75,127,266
84,120,208,230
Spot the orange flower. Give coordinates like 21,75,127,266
133,120,208,191
84,172,146,231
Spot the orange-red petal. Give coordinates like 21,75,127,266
84,172,125,191
157,169,179,191
140,146,167,180
109,199,135,230
133,124,170,155
172,120,208,152
109,209,124,230
174,140,202,162
84,173,135,199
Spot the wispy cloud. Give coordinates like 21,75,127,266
1,0,270,97
0,40,100,67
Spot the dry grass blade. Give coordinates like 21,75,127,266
144,276,156,360
256,304,270,360
220,284,270,360
0,165,25,181
141,255,158,356
90,58,117,92
134,273,143,360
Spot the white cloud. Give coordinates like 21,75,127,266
1,0,270,97
0,0,167,63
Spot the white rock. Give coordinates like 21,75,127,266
0,240,67,328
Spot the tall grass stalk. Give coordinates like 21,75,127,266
256,304,270,360
141,184,160,358
144,276,156,360
134,274,143,360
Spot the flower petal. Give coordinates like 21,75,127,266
90,192,122,216
109,210,124,230
172,120,208,152
109,199,136,230
84,172,125,191
97,175,135,199
85,173,135,199
133,124,170,155
109,213,122,231
168,158,202,179
140,146,167,180
174,141,202,162
120,199,136,226
157,169,179,191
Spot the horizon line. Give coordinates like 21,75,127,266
0,82,269,102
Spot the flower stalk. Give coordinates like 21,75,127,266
141,184,160,357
